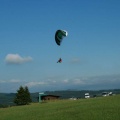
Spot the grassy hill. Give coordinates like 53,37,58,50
0,95,120,120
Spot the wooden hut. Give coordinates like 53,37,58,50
41,95,60,101
39,92,60,102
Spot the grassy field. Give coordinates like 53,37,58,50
0,95,120,120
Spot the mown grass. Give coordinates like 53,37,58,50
0,95,120,120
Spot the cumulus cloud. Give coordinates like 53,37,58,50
5,54,33,64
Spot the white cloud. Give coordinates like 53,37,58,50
5,54,33,64
9,79,20,83
1,74,120,92
63,79,69,83
25,81,47,88
14,74,120,89
73,78,85,85
0,79,20,83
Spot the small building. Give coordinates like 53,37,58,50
39,93,60,102
41,95,60,101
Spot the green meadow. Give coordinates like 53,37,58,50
0,95,120,120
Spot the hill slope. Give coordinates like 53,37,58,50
0,95,120,120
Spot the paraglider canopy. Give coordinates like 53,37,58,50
55,30,68,46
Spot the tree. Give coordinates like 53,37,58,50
24,86,32,103
14,86,32,105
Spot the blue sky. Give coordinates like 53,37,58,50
0,0,120,93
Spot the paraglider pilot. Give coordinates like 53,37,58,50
57,58,62,63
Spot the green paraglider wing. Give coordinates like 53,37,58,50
55,30,68,46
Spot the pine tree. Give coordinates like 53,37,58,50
25,86,32,104
14,86,32,105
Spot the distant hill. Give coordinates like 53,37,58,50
44,89,120,99
0,93,15,106
0,89,120,106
